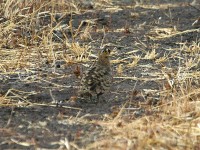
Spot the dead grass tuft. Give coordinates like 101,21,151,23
86,85,200,150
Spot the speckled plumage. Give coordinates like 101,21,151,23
79,48,112,101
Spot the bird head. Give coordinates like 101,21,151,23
97,47,111,66
101,48,111,55
99,47,111,58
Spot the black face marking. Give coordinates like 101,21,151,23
107,49,111,54
101,48,111,54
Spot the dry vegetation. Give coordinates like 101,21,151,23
0,0,200,149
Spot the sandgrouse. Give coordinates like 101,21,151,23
79,47,112,102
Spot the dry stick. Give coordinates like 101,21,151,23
51,22,63,42
1,101,82,110
4,88,81,110
153,28,200,39
74,20,84,38
4,89,34,104
114,76,164,81
5,106,15,128
69,5,75,43
113,101,127,121
100,26,106,48
113,81,138,121
49,89,56,103
30,103,82,110
11,138,33,147
188,4,200,12
1,99,82,110
37,78,80,89
136,37,148,48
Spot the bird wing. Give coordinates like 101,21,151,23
81,65,111,95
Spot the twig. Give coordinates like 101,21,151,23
31,103,82,110
114,76,165,81
188,3,200,12
150,28,200,40
100,26,106,48
5,106,15,128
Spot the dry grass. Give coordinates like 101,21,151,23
0,0,94,71
0,0,200,149
87,88,200,149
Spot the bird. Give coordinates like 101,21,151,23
79,47,112,102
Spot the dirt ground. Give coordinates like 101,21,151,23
0,0,200,149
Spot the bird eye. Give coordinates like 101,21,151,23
107,49,111,54
100,47,111,54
